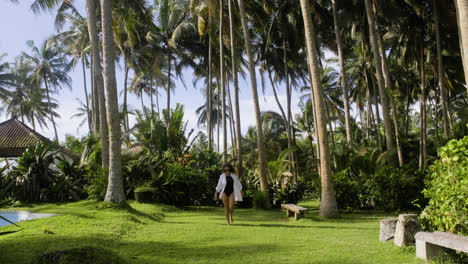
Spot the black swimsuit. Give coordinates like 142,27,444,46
224,175,234,196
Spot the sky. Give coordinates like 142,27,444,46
0,0,313,150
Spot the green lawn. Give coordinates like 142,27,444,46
0,200,423,264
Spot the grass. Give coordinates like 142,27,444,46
0,200,424,264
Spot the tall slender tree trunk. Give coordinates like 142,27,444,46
90,56,99,134
220,0,227,162
150,79,156,119
433,0,450,138
370,72,382,149
217,82,221,152
364,0,394,152
303,38,321,176
208,36,213,151
123,63,129,132
228,0,242,176
155,86,160,118
300,0,338,218
227,79,236,158
268,70,288,127
283,39,295,181
455,0,468,89
419,46,427,169
140,90,144,112
86,0,108,168
166,49,172,138
237,0,269,194
377,29,403,165
101,0,125,203
391,99,404,166
82,56,92,135
332,0,352,143
43,77,59,142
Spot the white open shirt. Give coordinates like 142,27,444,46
215,173,243,201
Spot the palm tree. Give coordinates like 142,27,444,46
2,58,59,129
456,0,468,89
0,54,13,100
101,0,125,203
71,98,91,133
152,0,192,135
300,0,338,218
22,39,71,142
237,0,269,194
56,12,92,134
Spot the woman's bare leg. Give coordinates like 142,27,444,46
228,194,235,224
221,193,231,224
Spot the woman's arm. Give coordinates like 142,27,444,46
214,175,224,200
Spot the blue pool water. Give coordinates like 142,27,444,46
0,211,57,227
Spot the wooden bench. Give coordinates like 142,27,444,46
281,204,307,220
415,231,468,261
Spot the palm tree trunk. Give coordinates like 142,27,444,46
391,99,404,166
456,0,468,89
166,49,172,138
217,81,221,152
82,55,91,135
101,0,125,203
303,37,321,176
227,79,236,158
228,0,242,176
155,86,160,118
433,0,450,138
43,77,59,142
208,36,213,151
370,71,382,148
419,46,427,169
86,0,108,168
268,70,288,126
90,56,99,133
123,62,129,132
377,30,403,165
300,0,338,218
150,79,155,119
332,0,352,143
237,0,269,194
283,39,295,181
220,0,227,162
364,0,394,152
140,90,145,112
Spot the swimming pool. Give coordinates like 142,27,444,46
0,211,57,227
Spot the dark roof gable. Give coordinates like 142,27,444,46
0,118,52,157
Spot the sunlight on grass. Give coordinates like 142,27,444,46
0,201,424,264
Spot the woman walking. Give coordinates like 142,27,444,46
214,163,243,224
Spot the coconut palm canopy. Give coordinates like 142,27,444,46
0,118,56,157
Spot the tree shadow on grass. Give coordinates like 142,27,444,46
0,234,279,264
230,223,375,230
125,206,165,222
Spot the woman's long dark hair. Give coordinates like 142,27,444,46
223,163,235,173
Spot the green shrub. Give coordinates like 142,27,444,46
1,144,86,203
252,191,271,209
83,167,107,200
150,162,209,206
334,164,426,211
134,181,156,193
419,136,468,235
